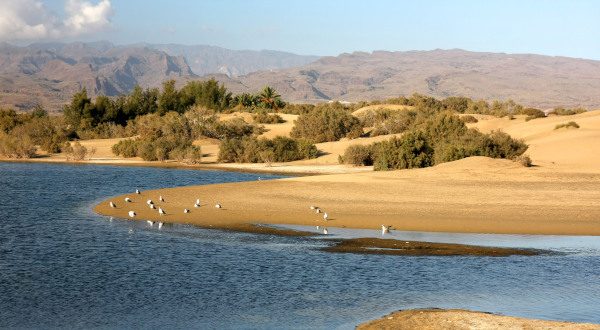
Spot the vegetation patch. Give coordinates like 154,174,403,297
290,107,363,143
252,110,284,124
554,121,580,130
218,136,317,163
342,112,528,170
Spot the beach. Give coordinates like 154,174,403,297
91,110,600,235
357,309,600,329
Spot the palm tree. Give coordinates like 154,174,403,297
259,86,282,112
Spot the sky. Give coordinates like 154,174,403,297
1,0,599,60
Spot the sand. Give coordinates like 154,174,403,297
95,155,600,235
357,309,600,330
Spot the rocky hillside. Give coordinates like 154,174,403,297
151,44,319,77
0,41,195,111
224,49,600,109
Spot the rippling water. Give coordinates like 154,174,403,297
1,162,599,329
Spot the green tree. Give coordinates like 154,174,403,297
158,80,181,115
258,86,283,111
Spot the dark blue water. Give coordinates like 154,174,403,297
1,162,599,329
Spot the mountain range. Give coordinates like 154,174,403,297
1,42,600,112
222,49,600,109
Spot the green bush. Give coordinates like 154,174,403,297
340,144,373,166
372,131,434,171
290,107,363,143
218,136,317,163
252,110,284,124
359,112,528,171
521,108,545,121
64,141,95,161
461,115,479,123
0,132,36,158
169,145,202,164
112,139,138,157
369,110,417,136
552,107,586,116
554,121,580,130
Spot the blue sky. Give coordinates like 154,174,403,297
6,0,600,59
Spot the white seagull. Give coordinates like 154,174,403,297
215,203,222,209
381,225,391,235
109,201,116,208
146,199,153,205
315,208,321,214
158,207,166,215
149,204,156,209
124,197,132,203
135,189,141,194
146,220,154,226
323,228,329,235
128,211,136,218
323,213,329,221
159,196,164,202
184,208,190,213
158,222,163,229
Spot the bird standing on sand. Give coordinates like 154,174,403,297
149,204,156,209
125,197,132,203
109,202,116,208
315,208,321,214
159,196,164,202
323,213,329,221
128,211,136,218
184,208,190,213
158,207,166,215
310,205,317,210
381,225,391,235
146,199,153,205
135,189,140,194
215,203,222,209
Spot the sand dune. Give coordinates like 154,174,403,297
469,110,600,171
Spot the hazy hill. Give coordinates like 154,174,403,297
0,42,195,111
0,42,318,111
224,49,600,109
151,44,319,77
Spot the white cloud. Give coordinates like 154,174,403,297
0,0,113,41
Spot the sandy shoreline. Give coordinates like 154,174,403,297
94,156,600,236
357,309,600,329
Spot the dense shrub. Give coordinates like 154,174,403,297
64,141,95,161
0,132,36,158
552,107,586,116
555,121,580,129
461,115,479,123
112,139,138,158
169,146,203,164
352,112,529,171
290,107,363,142
339,144,373,166
372,131,434,171
218,136,317,163
368,110,417,136
111,112,197,162
252,110,284,124
514,154,532,167
521,108,545,121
